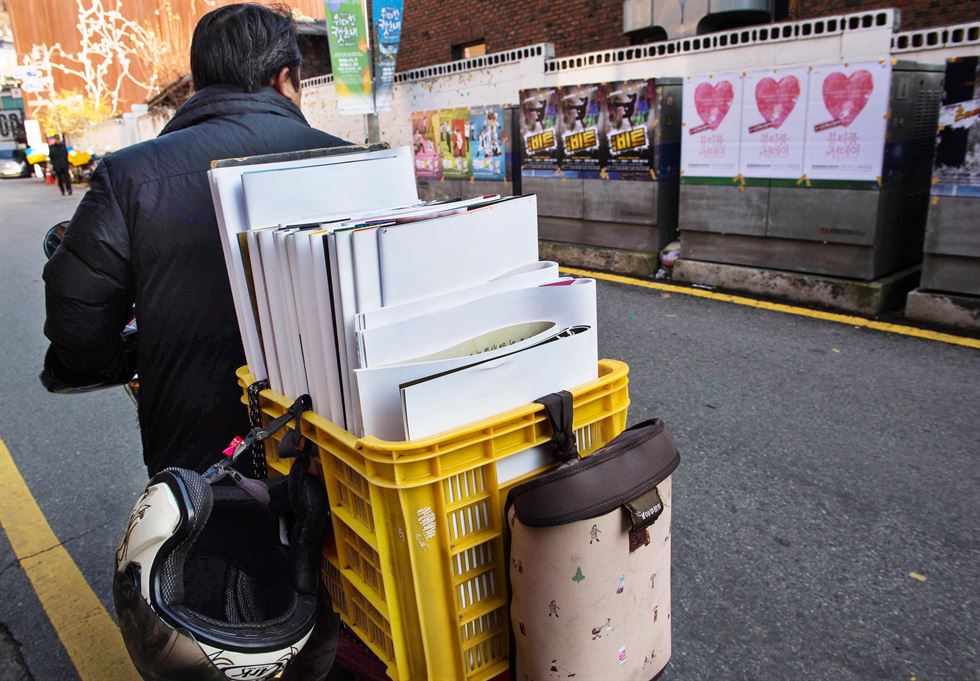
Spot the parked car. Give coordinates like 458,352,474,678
0,147,31,178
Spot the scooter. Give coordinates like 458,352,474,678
40,223,391,681
69,152,100,184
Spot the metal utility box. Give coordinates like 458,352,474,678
919,56,980,297
920,197,980,296
679,62,944,281
533,77,683,255
416,81,684,257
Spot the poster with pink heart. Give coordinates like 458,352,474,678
803,61,891,181
681,72,744,177
739,67,809,179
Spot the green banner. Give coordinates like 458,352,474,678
325,0,374,115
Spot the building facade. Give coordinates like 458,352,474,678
397,0,978,71
6,0,327,114
796,0,978,28
7,1,977,114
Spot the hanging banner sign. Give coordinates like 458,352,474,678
438,107,472,179
740,67,809,179
470,105,506,180
803,60,890,181
604,79,658,180
412,110,442,180
559,84,603,178
681,71,744,177
372,0,402,112
933,56,980,197
325,0,374,115
520,87,561,174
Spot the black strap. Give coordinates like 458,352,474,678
246,379,271,478
255,393,312,444
238,392,311,471
534,391,578,464
277,407,312,461
274,396,318,512
242,387,315,510
207,393,312,491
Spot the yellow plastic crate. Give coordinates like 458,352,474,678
237,359,630,681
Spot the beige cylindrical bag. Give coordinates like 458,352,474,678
506,415,679,681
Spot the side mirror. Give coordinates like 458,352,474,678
43,221,70,259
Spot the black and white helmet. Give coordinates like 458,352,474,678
113,466,327,681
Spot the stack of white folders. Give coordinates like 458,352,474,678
355,277,598,441
210,145,599,460
209,145,419,384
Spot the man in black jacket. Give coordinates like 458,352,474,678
47,135,72,195
43,4,346,476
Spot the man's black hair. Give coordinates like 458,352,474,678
190,3,301,92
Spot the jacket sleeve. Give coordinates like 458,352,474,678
42,161,134,385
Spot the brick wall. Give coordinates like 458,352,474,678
794,0,977,31
397,0,627,71
397,1,979,71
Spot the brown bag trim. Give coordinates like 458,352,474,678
507,418,679,527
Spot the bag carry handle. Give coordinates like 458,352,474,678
534,390,578,464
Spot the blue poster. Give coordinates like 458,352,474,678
470,106,506,180
372,0,403,111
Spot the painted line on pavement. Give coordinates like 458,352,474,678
561,266,980,350
0,437,139,681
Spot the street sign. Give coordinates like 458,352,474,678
12,66,42,79
20,79,47,93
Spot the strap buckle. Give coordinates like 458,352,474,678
205,393,312,483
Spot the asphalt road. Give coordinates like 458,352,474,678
1,176,978,681
0,177,146,681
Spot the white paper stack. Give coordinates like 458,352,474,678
354,280,598,440
400,325,597,440
209,145,417,382
210,145,601,465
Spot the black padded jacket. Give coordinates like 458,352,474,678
43,85,347,475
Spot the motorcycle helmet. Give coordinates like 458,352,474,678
113,466,327,681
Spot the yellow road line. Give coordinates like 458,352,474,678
0,438,139,681
561,266,980,350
